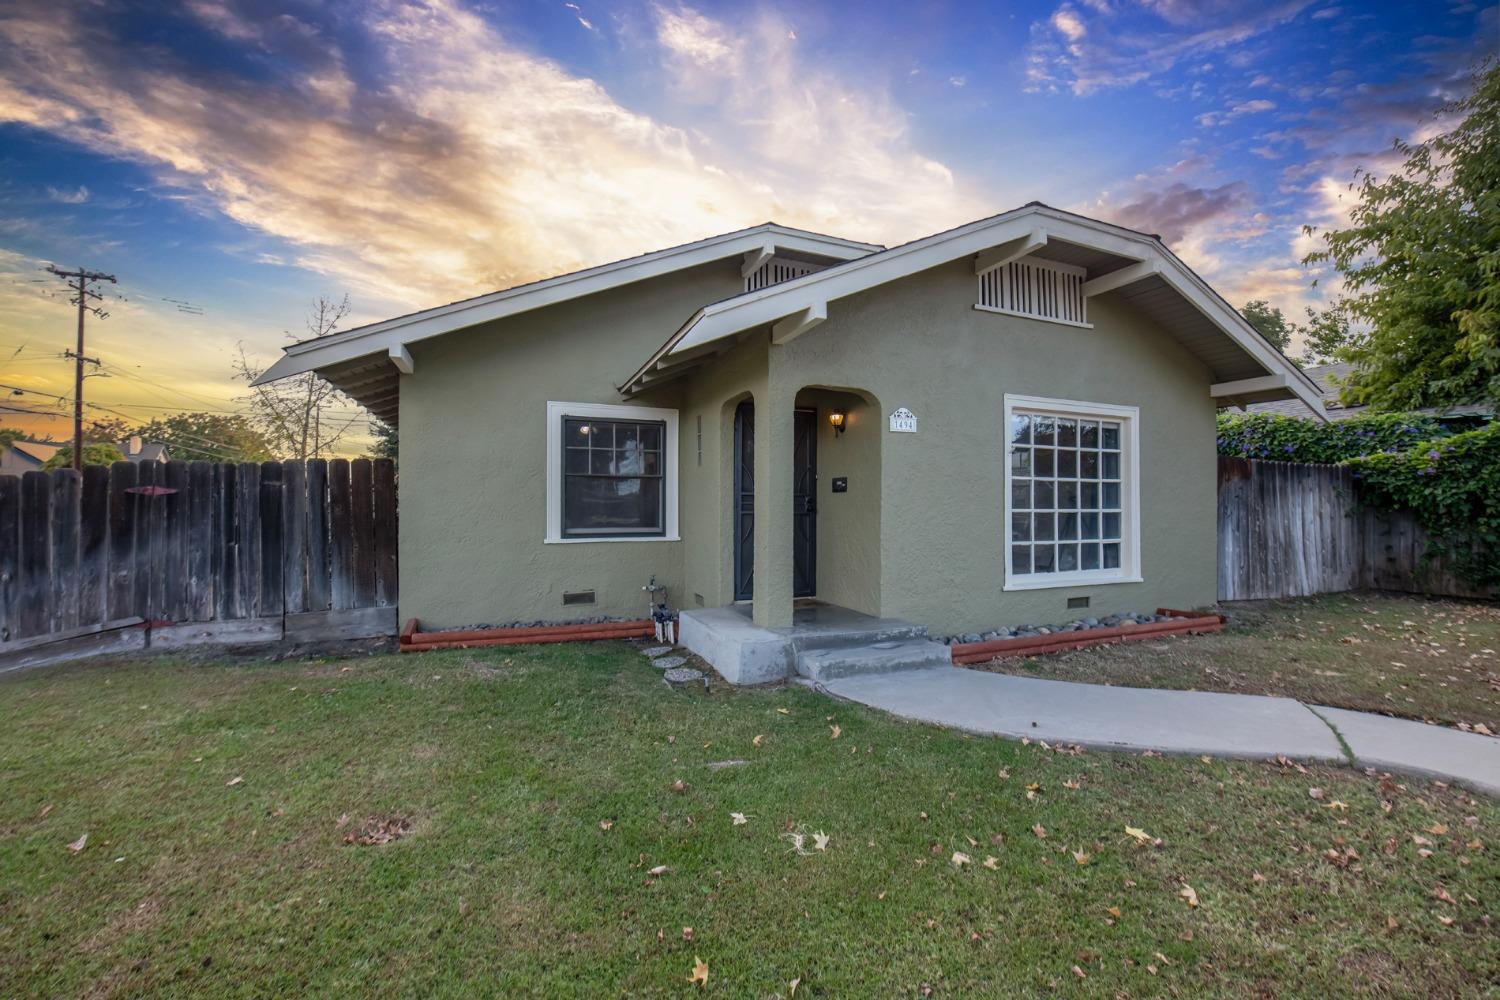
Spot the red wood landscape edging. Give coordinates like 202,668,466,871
949,608,1226,665
399,618,656,653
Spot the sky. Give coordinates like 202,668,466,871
0,0,1493,455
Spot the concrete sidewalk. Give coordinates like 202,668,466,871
821,667,1500,797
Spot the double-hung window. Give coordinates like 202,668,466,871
546,401,679,542
1003,395,1140,589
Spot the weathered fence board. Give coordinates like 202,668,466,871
0,458,397,648
1218,457,1490,602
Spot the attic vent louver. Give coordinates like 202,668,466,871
978,255,1088,327
745,256,824,292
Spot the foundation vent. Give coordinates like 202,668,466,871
1067,596,1090,610
562,590,596,606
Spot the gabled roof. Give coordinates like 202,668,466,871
620,203,1326,419
254,222,883,424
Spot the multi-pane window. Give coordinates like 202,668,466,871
562,418,665,537
1008,410,1125,579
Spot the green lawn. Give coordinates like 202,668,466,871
977,593,1500,733
1,642,1496,997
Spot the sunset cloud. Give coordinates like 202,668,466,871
0,0,975,317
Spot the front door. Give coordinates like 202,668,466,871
731,403,817,601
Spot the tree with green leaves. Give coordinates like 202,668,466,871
43,442,124,470
1240,300,1292,351
133,413,273,463
1302,60,1499,409
369,420,398,462
0,425,25,449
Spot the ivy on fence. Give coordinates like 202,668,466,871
1348,424,1500,592
1217,412,1497,591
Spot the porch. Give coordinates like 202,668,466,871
678,600,950,685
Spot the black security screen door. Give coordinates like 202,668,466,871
732,403,817,602
791,409,817,598
733,401,755,601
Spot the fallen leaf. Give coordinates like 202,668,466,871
983,856,999,870
1432,885,1457,905
335,813,350,829
1438,915,1455,927
776,708,790,715
812,831,830,851
1308,787,1324,800
1200,755,1212,763
226,776,244,787
648,864,670,876
789,976,801,996
1072,965,1086,979
67,833,87,854
37,804,53,819
752,734,764,748
1062,779,1081,790
599,819,613,831
731,812,748,826
688,956,708,986
1106,905,1121,918
951,851,971,867
997,767,1010,780
830,724,841,739
1032,824,1047,839
1072,849,1091,866
1427,822,1449,835
1323,800,1349,812
1124,826,1152,844
682,926,694,941
1179,884,1199,908
1412,834,1433,846
670,779,687,793
1252,872,1266,883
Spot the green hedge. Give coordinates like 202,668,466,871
1215,411,1445,464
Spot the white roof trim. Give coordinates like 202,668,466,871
254,223,881,385
627,204,1324,418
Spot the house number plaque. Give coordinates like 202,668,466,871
888,407,917,433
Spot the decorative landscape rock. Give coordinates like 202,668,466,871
662,666,705,684
939,610,1188,645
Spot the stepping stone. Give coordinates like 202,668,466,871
662,666,704,685
642,645,675,659
653,656,687,670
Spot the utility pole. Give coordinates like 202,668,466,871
46,265,116,471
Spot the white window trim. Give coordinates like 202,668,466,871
1001,394,1142,591
546,400,680,544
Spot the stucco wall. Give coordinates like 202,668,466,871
398,260,740,629
771,257,1219,635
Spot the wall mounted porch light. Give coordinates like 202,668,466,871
828,409,847,436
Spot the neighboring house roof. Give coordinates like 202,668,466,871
118,439,170,463
620,202,1324,416
1248,362,1496,423
254,222,884,424
258,204,1324,422
1,440,61,470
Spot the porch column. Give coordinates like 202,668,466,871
751,378,794,627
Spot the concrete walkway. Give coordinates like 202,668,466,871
820,667,1500,797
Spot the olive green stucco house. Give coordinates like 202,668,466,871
259,203,1324,682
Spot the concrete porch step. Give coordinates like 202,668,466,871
791,620,929,651
796,638,953,682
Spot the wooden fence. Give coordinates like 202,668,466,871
1218,457,1490,602
0,458,397,663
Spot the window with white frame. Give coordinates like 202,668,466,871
546,401,679,543
1003,396,1139,589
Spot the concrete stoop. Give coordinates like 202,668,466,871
795,638,954,682
678,604,949,685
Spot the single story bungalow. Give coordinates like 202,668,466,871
259,203,1324,682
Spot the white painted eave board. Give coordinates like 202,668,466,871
253,223,880,385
